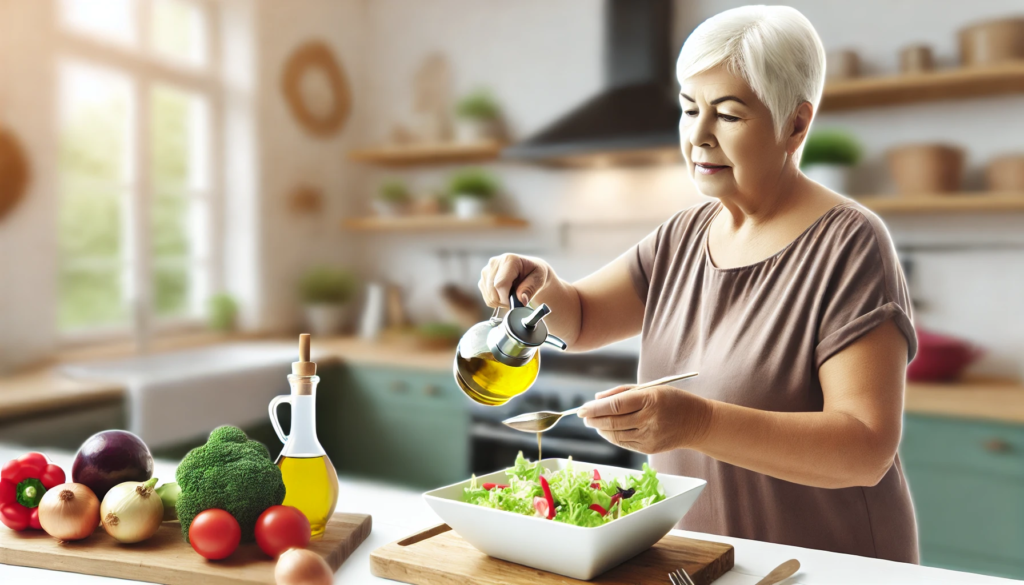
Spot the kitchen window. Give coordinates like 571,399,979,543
56,0,221,338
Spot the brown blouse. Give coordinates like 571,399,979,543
627,200,919,563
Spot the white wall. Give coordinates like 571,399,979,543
251,0,365,332
0,0,58,373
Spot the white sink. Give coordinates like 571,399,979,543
61,342,298,450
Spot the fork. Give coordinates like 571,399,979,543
669,566,696,585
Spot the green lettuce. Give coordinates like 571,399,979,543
462,452,666,527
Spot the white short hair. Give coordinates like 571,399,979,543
677,5,825,142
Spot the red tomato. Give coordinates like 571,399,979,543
255,505,311,558
189,509,241,560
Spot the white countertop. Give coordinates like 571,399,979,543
0,445,1018,585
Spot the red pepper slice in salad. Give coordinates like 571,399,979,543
482,483,509,491
538,475,555,520
589,503,608,516
0,452,66,531
590,469,602,489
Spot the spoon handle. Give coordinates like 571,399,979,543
568,371,698,416
637,371,699,390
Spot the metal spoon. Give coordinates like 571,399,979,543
501,372,699,433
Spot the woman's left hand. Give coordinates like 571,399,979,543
578,385,714,454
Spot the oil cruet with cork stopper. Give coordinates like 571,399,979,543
454,287,567,406
269,334,339,537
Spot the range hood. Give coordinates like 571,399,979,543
503,0,681,167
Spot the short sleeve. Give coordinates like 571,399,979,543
814,208,918,369
626,223,662,303
625,203,715,306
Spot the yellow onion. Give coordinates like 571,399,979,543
275,548,333,585
100,477,164,543
38,483,100,541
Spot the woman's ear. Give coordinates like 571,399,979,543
787,102,814,155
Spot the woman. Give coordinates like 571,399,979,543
478,6,918,563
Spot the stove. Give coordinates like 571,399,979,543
469,349,646,474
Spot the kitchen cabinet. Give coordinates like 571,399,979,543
319,364,469,488
900,414,1024,579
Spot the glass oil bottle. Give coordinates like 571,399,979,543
454,293,566,406
455,350,541,406
269,334,339,538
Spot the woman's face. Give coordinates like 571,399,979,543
678,65,791,200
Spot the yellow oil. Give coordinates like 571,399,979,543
455,351,539,406
277,455,339,538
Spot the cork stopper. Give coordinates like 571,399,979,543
292,333,317,377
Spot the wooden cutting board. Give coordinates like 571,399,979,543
0,512,371,585
370,524,734,584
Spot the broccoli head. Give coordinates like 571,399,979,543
175,425,286,543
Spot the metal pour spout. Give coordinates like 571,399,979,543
522,305,551,329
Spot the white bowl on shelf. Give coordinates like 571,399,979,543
422,458,706,580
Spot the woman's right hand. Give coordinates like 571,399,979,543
478,253,556,308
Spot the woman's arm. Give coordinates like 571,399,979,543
581,318,908,488
479,252,645,353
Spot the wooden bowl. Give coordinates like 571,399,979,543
959,18,1024,67
987,155,1024,192
887,144,964,195
900,44,934,74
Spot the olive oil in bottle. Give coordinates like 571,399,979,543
278,455,339,537
269,335,339,538
454,350,539,406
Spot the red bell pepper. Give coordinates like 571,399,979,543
590,469,601,489
589,503,608,516
482,483,509,491
538,475,555,520
0,452,65,531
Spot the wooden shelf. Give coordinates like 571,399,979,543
855,192,1024,214
820,62,1024,111
342,214,528,232
347,141,505,167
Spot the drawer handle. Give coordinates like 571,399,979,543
984,438,1012,453
424,384,441,397
390,380,410,393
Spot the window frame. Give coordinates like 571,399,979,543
56,0,224,344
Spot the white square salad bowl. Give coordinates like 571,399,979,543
423,458,707,580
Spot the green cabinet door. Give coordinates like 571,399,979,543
900,414,1024,579
319,364,469,488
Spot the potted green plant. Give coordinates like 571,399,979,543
454,89,503,143
374,179,412,216
299,267,358,336
448,169,499,219
801,129,862,194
